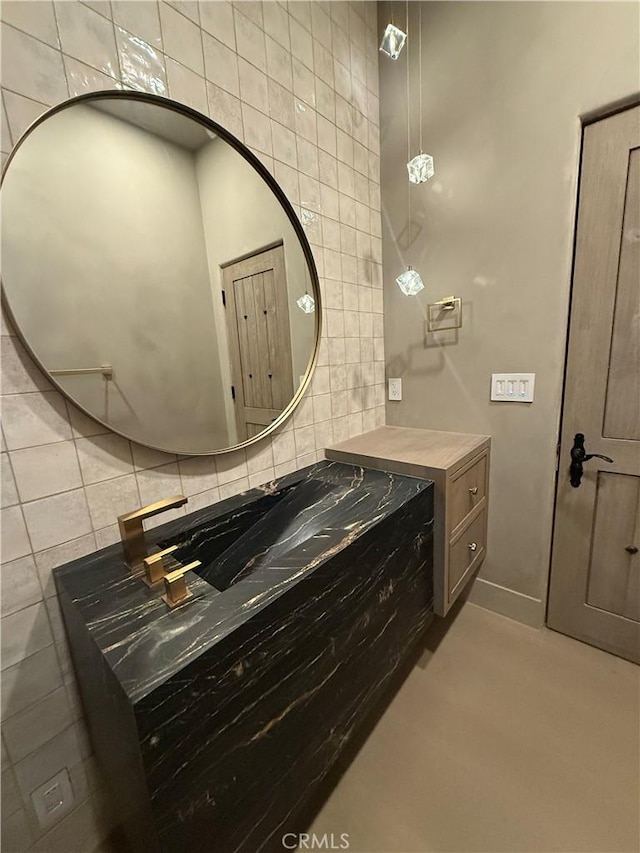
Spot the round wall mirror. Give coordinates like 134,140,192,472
1,92,321,455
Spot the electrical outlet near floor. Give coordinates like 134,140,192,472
31,768,75,829
388,378,402,401
490,373,535,402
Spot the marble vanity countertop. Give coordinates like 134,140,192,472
54,460,431,704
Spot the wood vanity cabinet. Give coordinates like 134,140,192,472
326,426,491,616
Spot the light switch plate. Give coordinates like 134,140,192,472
491,373,535,402
388,378,402,401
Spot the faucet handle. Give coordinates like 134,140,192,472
142,545,179,587
118,495,188,571
162,561,201,609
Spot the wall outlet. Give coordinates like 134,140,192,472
388,378,402,401
31,769,75,829
491,373,535,402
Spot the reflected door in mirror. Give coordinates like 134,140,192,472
223,245,294,441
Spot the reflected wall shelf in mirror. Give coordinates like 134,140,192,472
0,91,321,455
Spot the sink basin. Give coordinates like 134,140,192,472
161,470,376,591
54,460,434,853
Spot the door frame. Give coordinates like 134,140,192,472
545,93,640,626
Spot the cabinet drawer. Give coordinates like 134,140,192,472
448,510,486,599
449,454,487,532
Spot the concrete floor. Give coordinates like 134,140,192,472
308,602,640,853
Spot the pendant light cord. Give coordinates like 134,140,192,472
419,2,423,153
406,0,410,163
406,0,411,229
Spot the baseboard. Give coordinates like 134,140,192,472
467,577,546,628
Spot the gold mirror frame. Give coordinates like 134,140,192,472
1,91,322,456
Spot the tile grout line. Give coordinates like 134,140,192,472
0,87,13,150
0,20,61,57
108,0,126,89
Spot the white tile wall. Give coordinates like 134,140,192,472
0,2,384,850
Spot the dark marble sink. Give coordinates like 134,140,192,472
54,460,434,853
161,466,397,592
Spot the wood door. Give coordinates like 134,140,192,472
222,244,294,441
547,105,640,663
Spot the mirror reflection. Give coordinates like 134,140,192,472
1,95,319,455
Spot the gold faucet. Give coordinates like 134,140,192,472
118,496,188,571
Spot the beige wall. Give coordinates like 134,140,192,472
0,2,384,850
195,134,316,440
3,103,230,453
380,1,639,625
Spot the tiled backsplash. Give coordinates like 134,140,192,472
0,2,384,850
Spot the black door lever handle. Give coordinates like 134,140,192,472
569,433,614,488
